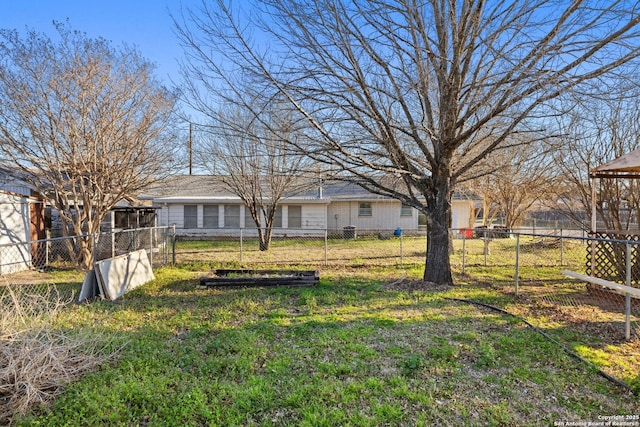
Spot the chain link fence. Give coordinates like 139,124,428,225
455,230,639,340
173,228,425,268
173,227,639,388
0,226,173,301
3,225,637,345
2,225,638,389
457,230,640,390
0,227,173,424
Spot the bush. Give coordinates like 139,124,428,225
0,284,120,424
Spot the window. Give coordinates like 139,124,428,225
359,202,372,217
401,203,413,217
288,205,302,228
203,205,219,228
224,205,240,228
270,206,283,228
244,208,257,228
184,205,198,228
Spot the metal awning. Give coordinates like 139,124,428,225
590,148,640,178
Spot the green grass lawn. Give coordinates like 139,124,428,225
16,262,638,426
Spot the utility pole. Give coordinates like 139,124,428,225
189,122,193,175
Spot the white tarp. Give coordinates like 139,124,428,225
78,269,102,303
93,249,155,300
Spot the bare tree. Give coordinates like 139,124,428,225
175,0,640,285
467,140,559,230
0,22,178,269
554,92,640,232
196,102,313,250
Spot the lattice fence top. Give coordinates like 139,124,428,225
586,231,640,287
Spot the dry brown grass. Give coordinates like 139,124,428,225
0,283,120,425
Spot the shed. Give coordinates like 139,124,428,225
0,167,47,274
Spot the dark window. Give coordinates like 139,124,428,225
359,202,372,217
203,205,219,228
184,205,198,228
244,208,257,228
401,203,413,217
288,205,302,228
272,206,283,228
224,205,240,228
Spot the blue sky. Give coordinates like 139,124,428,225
0,0,195,85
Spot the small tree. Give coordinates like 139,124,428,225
196,103,313,250
467,140,559,230
0,22,178,269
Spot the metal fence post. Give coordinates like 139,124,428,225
240,228,244,262
164,227,169,264
483,234,488,267
400,232,404,265
514,234,520,296
93,233,98,266
559,229,564,266
171,224,176,265
625,243,632,340
45,229,50,266
149,227,154,266
110,229,115,258
324,228,328,266
462,233,466,274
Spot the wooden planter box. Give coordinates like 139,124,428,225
200,269,319,288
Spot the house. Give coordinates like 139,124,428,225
138,175,479,237
138,175,329,237
0,167,46,274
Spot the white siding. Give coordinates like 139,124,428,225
0,192,32,274
153,198,473,237
327,200,418,231
165,204,186,229
156,201,328,237
451,200,474,231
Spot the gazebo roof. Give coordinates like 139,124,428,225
590,148,640,178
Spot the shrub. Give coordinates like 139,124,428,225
0,284,120,425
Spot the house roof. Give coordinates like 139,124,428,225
140,175,229,199
139,175,328,203
590,148,640,178
0,165,37,197
139,175,480,204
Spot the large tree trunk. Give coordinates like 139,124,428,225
423,175,454,286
